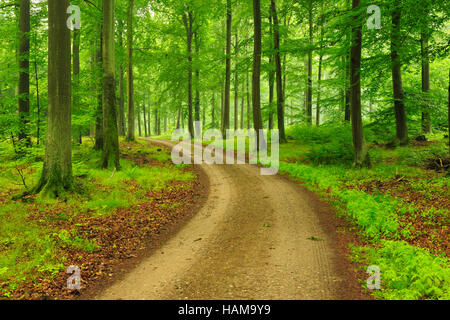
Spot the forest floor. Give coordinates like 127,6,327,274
96,138,369,300
0,139,205,299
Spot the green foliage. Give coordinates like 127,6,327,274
354,241,449,300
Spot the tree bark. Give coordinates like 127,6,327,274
18,0,31,148
73,28,82,144
271,0,286,141
34,60,41,145
268,12,275,130
223,0,232,137
390,0,408,145
350,0,369,167
421,8,431,134
118,20,126,136
194,30,201,126
252,0,264,148
126,0,135,142
34,0,72,197
234,32,239,131
101,0,120,170
182,9,194,138
306,0,313,125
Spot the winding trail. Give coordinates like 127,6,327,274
97,139,367,300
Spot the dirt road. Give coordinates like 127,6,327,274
97,139,367,300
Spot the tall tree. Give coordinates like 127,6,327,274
34,0,72,197
350,0,369,167
271,0,286,142
101,0,120,170
223,0,232,137
73,28,82,144
234,32,239,131
420,2,431,134
18,0,31,148
252,0,264,148
117,20,126,137
390,0,408,145
306,0,313,125
182,8,194,138
126,0,135,142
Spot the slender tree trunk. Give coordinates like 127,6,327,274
252,0,264,148
73,28,82,144
211,93,216,128
34,61,41,145
126,0,135,142
268,12,275,130
176,105,181,130
183,10,194,138
101,0,120,170
194,30,201,125
421,11,431,134
93,31,103,150
448,69,450,153
223,0,232,137
350,0,369,167
344,54,351,122
234,32,239,131
247,69,251,130
390,0,408,145
143,102,148,137
241,82,244,129
34,0,72,197
18,0,31,148
271,0,286,141
316,4,324,127
118,21,126,136
137,106,141,136
305,0,313,125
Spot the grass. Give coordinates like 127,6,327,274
0,138,195,298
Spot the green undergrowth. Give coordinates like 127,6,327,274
278,126,449,300
0,139,195,298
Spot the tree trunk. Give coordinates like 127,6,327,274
271,0,286,141
421,11,431,134
350,0,369,167
390,0,408,145
94,35,103,150
34,61,41,145
143,103,148,137
234,32,239,131
183,10,194,138
18,0,31,148
211,93,216,128
223,0,232,137
101,0,120,170
137,106,141,136
126,0,135,142
194,30,200,125
73,28,82,144
306,0,313,125
268,12,275,130
247,69,251,130
252,0,264,148
34,0,72,197
118,21,126,136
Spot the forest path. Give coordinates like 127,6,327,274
97,139,366,300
